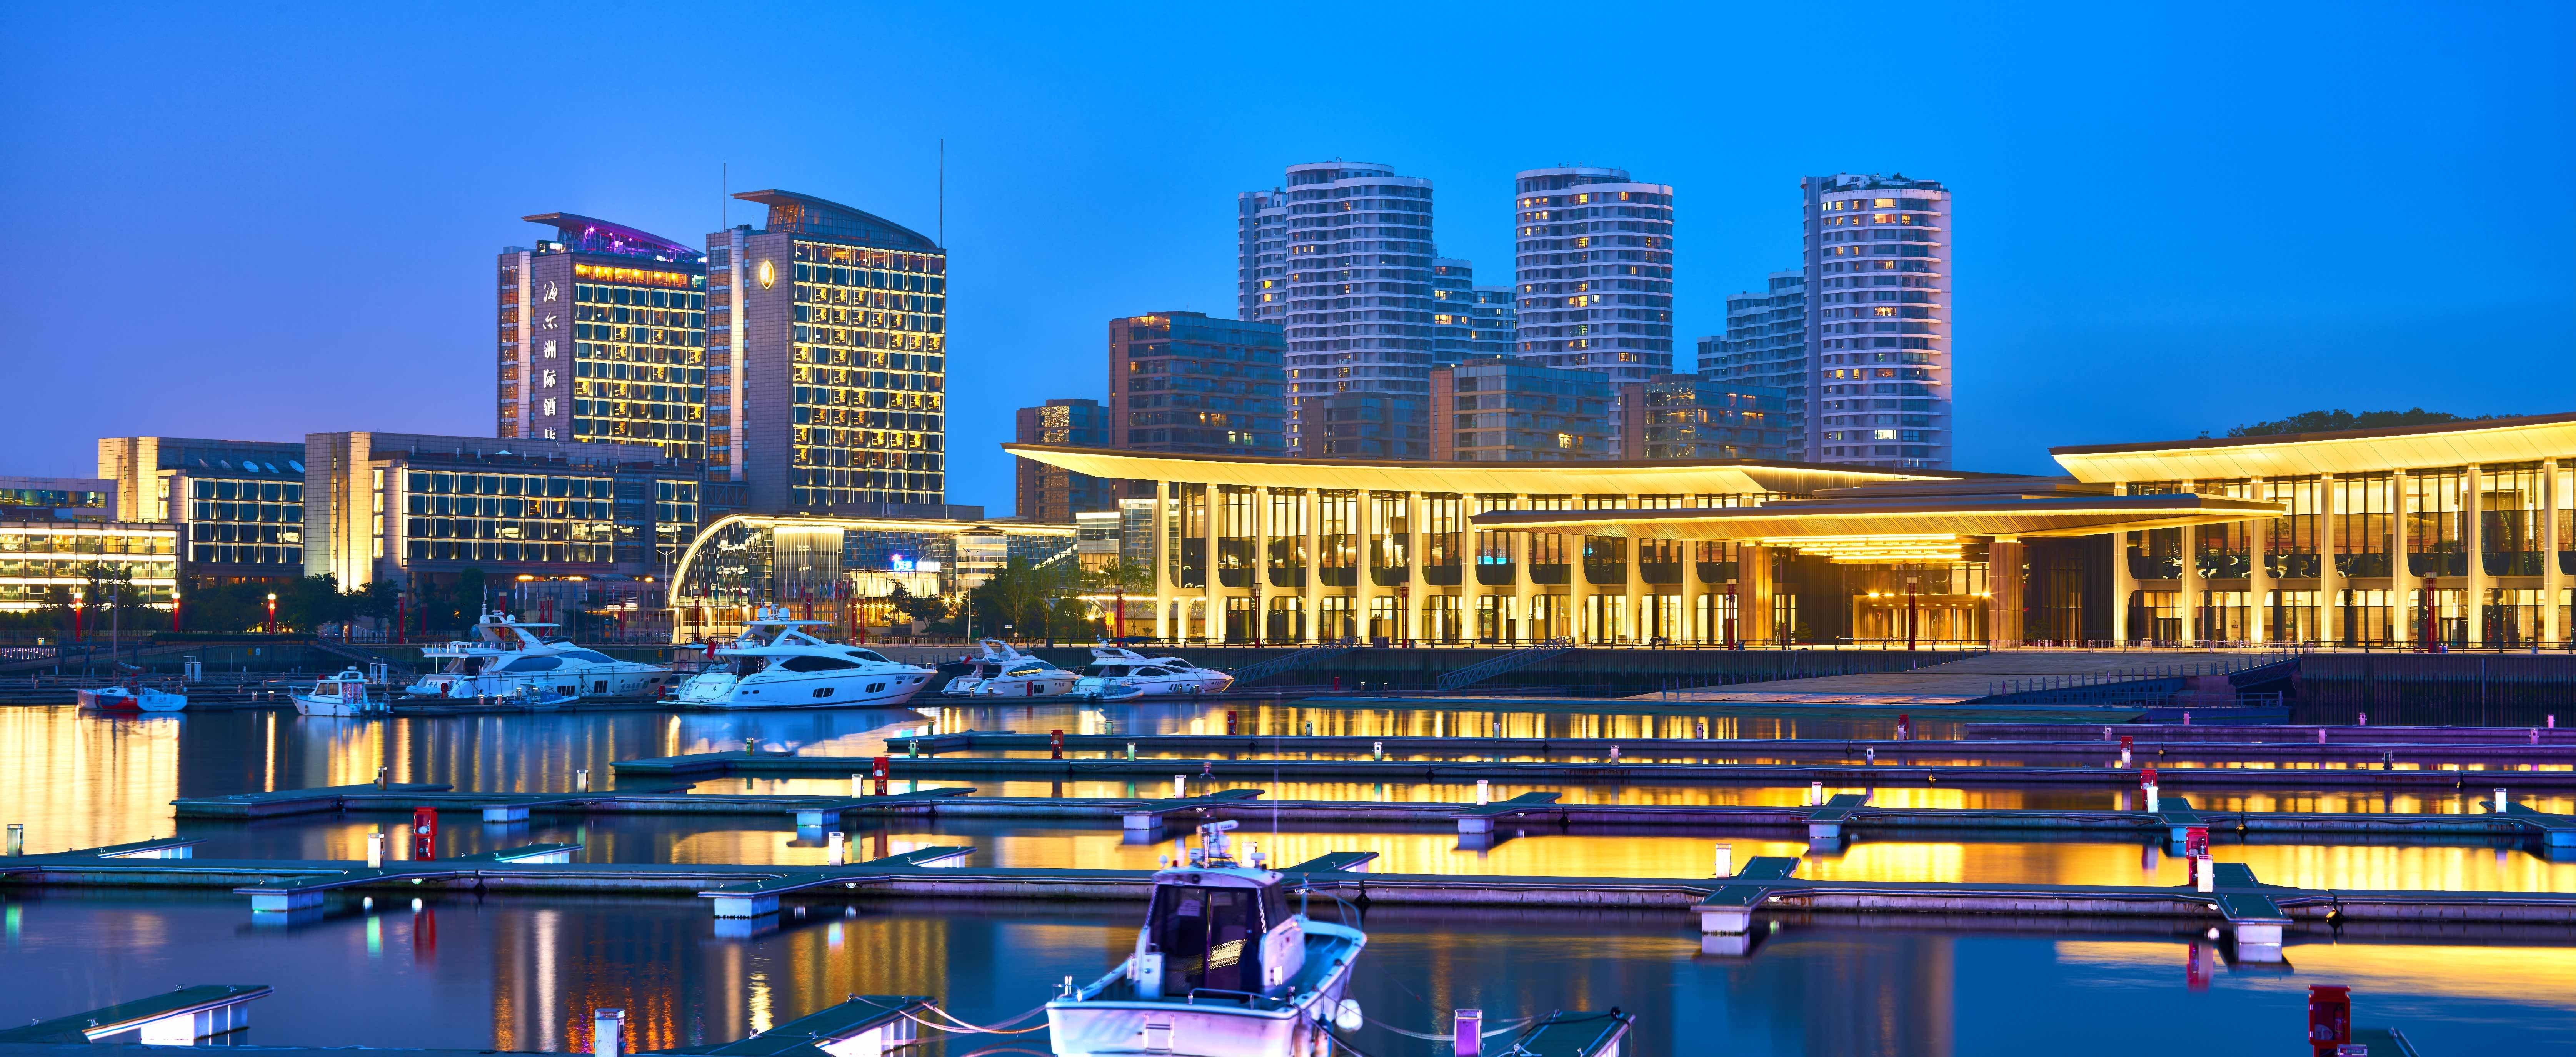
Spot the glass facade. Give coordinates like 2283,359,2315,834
1432,358,1613,461
1703,270,1809,446
187,476,302,568
670,515,1075,641
1634,377,1790,461
570,266,708,459
788,242,947,509
1109,311,1287,460
0,522,178,611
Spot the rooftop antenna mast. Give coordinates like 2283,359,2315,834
937,137,945,245
722,162,728,229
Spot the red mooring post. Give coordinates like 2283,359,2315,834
1050,729,1064,760
872,755,890,797
2306,985,2352,1057
410,806,438,860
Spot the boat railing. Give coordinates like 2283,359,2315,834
1182,988,1271,1008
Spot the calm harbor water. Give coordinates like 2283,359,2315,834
1,893,2567,1055
4,703,2573,1053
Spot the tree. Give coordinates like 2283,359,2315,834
2221,408,2516,438
276,574,352,632
887,583,947,626
963,557,1082,643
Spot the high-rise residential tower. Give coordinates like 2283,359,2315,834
1014,398,1114,521
1237,190,1289,328
1106,310,1286,493
1431,258,1477,366
1512,167,1675,382
1801,173,1951,470
708,190,948,513
499,214,709,460
1467,286,1517,357
1700,269,1809,441
1241,162,1437,456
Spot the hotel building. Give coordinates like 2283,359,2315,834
1513,167,1675,382
0,476,115,521
302,432,705,601
0,515,178,615
1015,398,1115,521
1802,173,1951,469
1242,163,1438,456
499,214,709,459
1702,270,1809,443
1106,311,1288,485
97,437,307,587
1005,413,2576,648
708,190,948,512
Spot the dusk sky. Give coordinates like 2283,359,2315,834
5,3,2569,514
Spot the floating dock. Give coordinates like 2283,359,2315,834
892,729,2576,765
612,748,2576,789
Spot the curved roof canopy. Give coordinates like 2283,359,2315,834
1002,444,1968,497
2051,412,2576,481
521,213,701,262
734,190,940,252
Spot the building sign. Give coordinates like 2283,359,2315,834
889,555,943,573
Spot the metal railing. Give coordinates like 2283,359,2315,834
1436,637,1576,691
1228,643,1357,685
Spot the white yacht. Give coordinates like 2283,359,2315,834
940,639,1079,697
293,669,390,716
403,612,672,701
677,609,937,710
1047,822,1366,1057
1074,646,1235,698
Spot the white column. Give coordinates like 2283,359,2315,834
2248,476,2273,645
1152,480,1172,641
1404,492,1425,645
2540,459,2564,644
1202,486,1221,644
1681,540,1706,644
1252,486,1270,644
1569,529,1594,644
2465,464,2485,646
2319,472,2344,644
2388,470,2411,646
1624,495,1646,644
2111,484,2134,644
1512,497,1535,644
1354,496,1380,643
2179,480,2204,644
1302,488,1322,643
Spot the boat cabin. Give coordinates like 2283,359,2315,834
1136,867,1305,1000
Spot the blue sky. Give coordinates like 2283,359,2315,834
4,3,2568,512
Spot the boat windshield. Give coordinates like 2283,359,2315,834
1083,665,1130,678
1144,882,1286,997
845,648,890,665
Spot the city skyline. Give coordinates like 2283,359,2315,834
6,5,2569,515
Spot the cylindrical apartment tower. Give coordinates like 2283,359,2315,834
1801,173,1951,470
1512,167,1675,382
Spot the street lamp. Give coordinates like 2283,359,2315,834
265,593,278,635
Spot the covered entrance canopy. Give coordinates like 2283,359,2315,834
1470,478,2283,561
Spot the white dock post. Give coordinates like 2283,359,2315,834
2194,855,2214,893
827,832,845,866
1808,780,1823,805
1127,742,1137,760
2495,788,2509,811
1453,1009,1482,1057
5,823,20,857
1713,843,1733,878
366,829,385,869
1476,780,1489,806
576,768,589,792
852,774,864,798
1174,774,1186,798
594,1009,625,1057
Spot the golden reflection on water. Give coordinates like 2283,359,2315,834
2055,940,2576,1002
0,708,184,853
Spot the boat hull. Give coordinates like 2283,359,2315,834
79,688,186,713
690,669,936,710
1044,979,1349,1057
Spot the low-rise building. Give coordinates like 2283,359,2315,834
1428,358,1615,461
1015,398,1117,519
1618,375,1790,461
670,511,1077,641
98,437,307,588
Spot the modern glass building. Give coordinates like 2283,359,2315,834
303,432,705,598
1007,414,2576,648
0,519,178,615
499,214,709,459
1430,259,1477,367
669,513,1076,641
1467,285,1517,358
1242,162,1438,456
1313,392,1430,461
1513,167,1676,382
1702,269,1809,446
97,437,306,586
1015,398,1115,521
0,476,115,522
1105,311,1287,478
1427,358,1616,461
1802,173,1952,470
709,190,947,512
1619,376,1790,461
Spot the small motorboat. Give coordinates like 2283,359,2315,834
293,669,390,716
942,639,1079,697
78,682,186,713
1074,646,1235,698
1046,821,1366,1057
